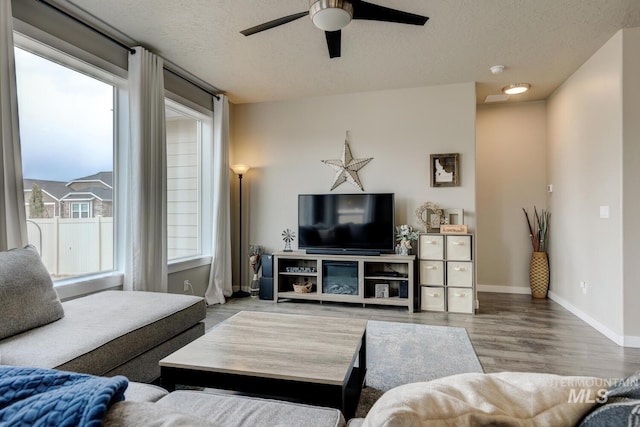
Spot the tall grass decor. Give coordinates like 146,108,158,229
523,207,550,298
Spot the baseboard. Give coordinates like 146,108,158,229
548,291,640,349
477,284,531,295
623,335,640,348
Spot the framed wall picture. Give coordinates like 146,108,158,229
430,153,460,187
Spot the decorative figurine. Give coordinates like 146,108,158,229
248,244,263,297
282,228,295,252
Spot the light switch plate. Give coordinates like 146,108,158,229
600,206,610,219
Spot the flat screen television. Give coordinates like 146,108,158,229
298,193,395,255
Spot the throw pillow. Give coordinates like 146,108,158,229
579,370,640,426
0,245,64,340
362,372,606,427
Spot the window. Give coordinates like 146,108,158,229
12,32,213,294
70,202,91,219
165,99,207,262
14,42,118,281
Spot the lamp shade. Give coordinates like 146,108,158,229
231,164,251,175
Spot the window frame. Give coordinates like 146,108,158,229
12,32,216,296
164,93,214,273
14,32,127,297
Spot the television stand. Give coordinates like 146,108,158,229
305,248,381,256
273,251,416,312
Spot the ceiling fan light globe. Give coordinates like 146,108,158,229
310,0,354,31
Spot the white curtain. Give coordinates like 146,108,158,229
124,46,168,292
0,0,27,251
205,95,233,304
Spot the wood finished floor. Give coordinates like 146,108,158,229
204,292,640,381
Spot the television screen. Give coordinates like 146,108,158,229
298,193,395,255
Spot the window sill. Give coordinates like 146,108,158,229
55,272,124,301
168,256,213,274
53,257,213,301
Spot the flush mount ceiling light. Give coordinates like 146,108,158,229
502,83,531,95
310,0,354,31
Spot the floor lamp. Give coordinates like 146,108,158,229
231,164,251,298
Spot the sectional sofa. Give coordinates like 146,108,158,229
2,245,637,426
0,244,346,426
0,246,206,383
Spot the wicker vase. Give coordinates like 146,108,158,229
529,251,549,298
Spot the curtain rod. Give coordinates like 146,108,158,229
36,0,221,101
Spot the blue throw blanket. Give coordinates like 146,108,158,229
0,365,128,427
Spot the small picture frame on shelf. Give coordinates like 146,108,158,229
427,209,442,233
416,202,443,233
430,153,460,187
443,208,464,225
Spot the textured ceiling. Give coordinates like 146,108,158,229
60,0,640,104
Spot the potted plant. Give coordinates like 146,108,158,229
396,225,418,256
522,207,550,298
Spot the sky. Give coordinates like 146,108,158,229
14,47,114,182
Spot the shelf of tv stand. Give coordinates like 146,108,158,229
273,251,416,312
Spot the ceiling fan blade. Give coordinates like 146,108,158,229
352,1,428,26
240,11,309,36
325,30,341,58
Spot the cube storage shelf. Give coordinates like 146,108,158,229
418,233,476,314
273,251,416,312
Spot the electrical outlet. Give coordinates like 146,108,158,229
184,280,191,292
580,281,587,294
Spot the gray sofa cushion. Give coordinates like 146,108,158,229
104,401,219,427
124,382,169,403
105,322,205,383
0,245,64,340
0,290,205,376
156,390,346,427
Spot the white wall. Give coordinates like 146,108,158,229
476,102,547,292
231,83,476,285
621,28,640,341
547,31,624,338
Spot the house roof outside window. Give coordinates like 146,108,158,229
24,171,113,205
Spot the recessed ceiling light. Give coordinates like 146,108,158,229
502,83,531,95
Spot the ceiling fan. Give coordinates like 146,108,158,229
240,0,429,58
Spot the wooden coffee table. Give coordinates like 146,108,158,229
159,311,367,419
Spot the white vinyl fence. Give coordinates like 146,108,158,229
27,217,113,278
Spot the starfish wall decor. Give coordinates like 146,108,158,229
321,132,373,191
